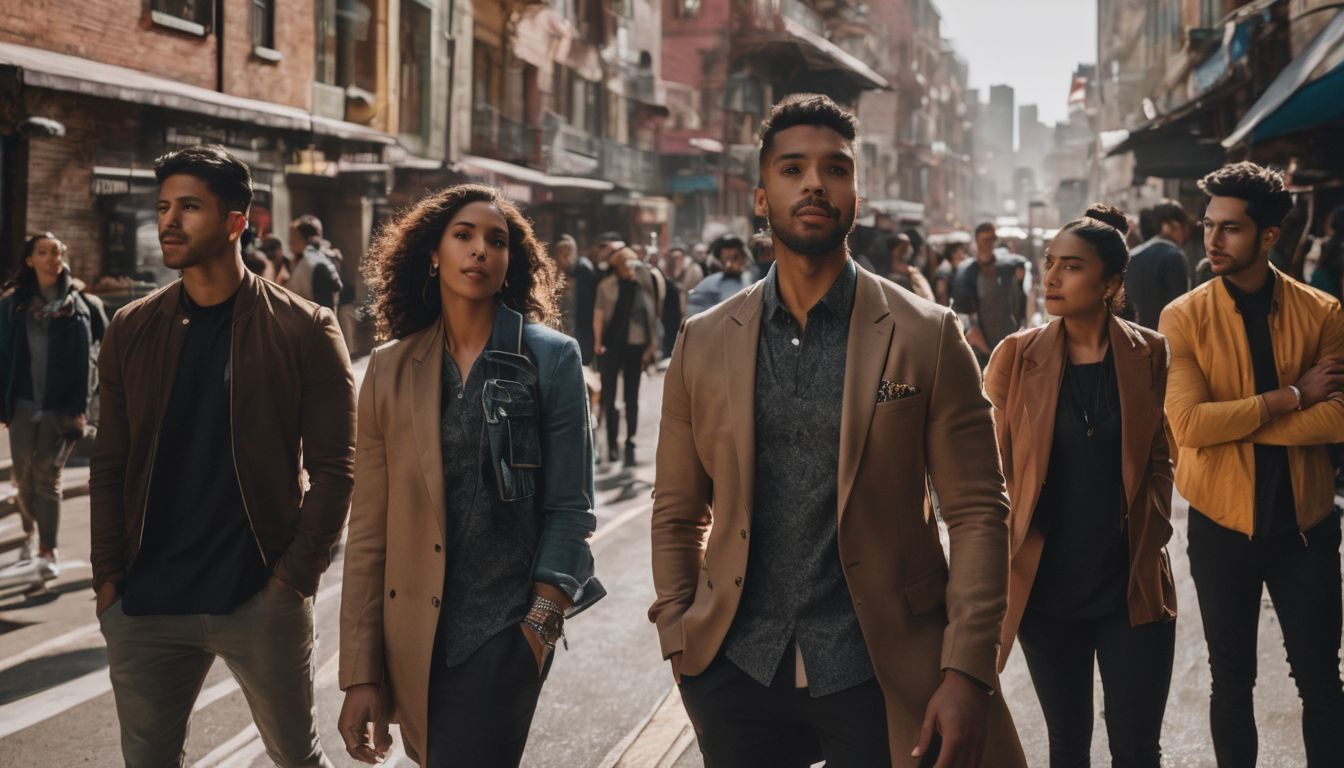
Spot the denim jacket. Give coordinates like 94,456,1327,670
487,305,605,615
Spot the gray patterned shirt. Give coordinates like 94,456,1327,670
436,347,535,667
721,259,874,696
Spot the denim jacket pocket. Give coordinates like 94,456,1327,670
484,377,541,501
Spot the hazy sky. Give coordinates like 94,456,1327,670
933,0,1098,128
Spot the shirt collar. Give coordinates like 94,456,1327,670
762,258,857,322
1222,268,1276,311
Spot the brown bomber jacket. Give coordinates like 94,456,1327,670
90,270,356,596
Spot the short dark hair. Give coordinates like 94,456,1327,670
757,94,858,171
597,231,624,244
1198,161,1293,232
711,234,746,258
1149,199,1189,233
974,222,996,238
154,144,253,215
292,214,323,241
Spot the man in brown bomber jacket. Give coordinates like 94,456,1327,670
90,146,355,767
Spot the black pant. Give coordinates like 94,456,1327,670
425,625,553,768
1017,605,1175,768
1187,508,1344,767
678,650,905,768
598,343,643,449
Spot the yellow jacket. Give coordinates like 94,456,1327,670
1159,269,1344,536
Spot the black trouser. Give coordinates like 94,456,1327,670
598,343,643,449
425,625,554,768
678,649,906,768
1017,605,1175,768
1187,508,1344,767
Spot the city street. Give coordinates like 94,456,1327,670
0,360,1339,767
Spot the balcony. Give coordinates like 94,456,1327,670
599,139,662,193
471,102,541,167
541,113,601,177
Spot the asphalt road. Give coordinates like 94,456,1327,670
0,360,1339,767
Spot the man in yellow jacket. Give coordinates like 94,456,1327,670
1159,161,1344,767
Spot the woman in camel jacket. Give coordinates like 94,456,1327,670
985,205,1177,768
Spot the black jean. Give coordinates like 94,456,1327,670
1017,605,1175,768
1187,508,1344,767
678,649,909,768
425,625,553,768
598,343,644,449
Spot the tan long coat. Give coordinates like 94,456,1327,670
649,268,1026,767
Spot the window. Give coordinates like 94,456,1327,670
252,0,274,49
314,0,378,91
399,0,432,137
673,0,700,18
152,0,212,33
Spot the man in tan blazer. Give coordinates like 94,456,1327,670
649,94,1025,767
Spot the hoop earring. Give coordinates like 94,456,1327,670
429,261,439,277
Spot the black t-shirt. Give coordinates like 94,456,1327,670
122,288,269,615
1221,272,1297,537
1028,349,1130,618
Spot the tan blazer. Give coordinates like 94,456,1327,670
984,318,1177,672
338,323,453,765
650,268,1026,767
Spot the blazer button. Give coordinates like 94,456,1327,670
734,577,743,587
740,529,747,539
432,596,440,607
434,544,442,553
389,590,396,598
707,579,713,589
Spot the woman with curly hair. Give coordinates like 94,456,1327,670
337,184,604,766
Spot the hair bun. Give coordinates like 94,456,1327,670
1084,204,1129,236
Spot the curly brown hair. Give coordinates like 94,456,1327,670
363,184,560,340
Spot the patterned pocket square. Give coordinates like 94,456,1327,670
877,380,920,403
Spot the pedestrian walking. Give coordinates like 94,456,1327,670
986,205,1177,767
593,245,659,464
89,145,355,767
650,93,1025,768
686,235,754,315
287,214,343,312
952,222,1029,366
1307,205,1343,302
1160,162,1344,767
554,234,598,364
0,232,107,583
886,234,934,301
750,230,775,282
660,246,689,360
1124,199,1193,329
257,234,290,285
338,184,603,767
933,241,969,307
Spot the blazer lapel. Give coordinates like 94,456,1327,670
410,322,447,543
837,271,894,523
1110,317,1152,512
725,284,763,515
1011,322,1064,552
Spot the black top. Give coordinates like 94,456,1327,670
1223,272,1297,536
436,345,534,667
1028,348,1129,619
123,289,269,616
721,260,872,697
1124,237,1190,330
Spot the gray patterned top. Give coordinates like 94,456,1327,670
721,259,874,696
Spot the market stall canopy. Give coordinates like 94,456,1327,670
1222,10,1344,147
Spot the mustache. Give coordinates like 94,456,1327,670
159,231,188,243
791,197,839,217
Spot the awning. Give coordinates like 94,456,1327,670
0,41,395,145
458,154,614,191
779,17,888,91
1223,10,1344,147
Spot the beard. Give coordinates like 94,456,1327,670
767,199,854,258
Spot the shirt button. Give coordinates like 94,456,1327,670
791,338,800,346
734,576,743,587
434,544,442,553
181,318,190,325
707,579,714,590
740,529,747,539
431,596,440,607
388,589,396,598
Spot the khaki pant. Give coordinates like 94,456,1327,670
100,583,333,768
